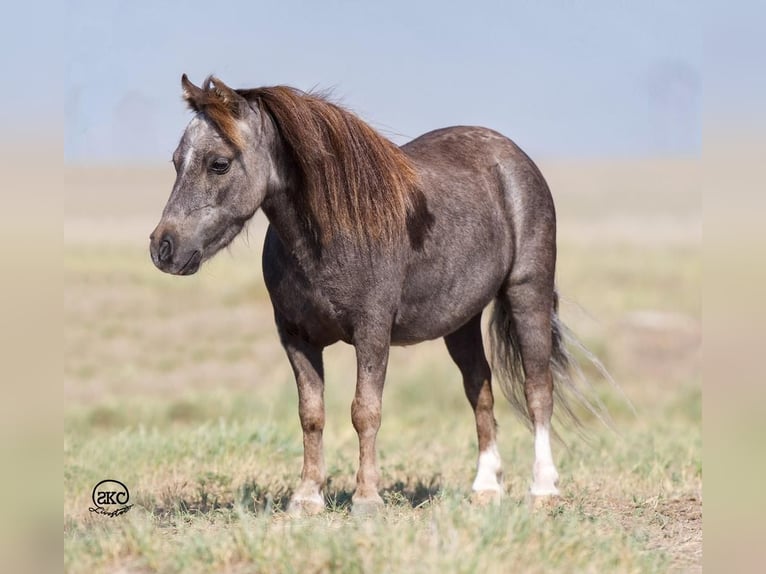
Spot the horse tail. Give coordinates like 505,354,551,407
489,287,618,436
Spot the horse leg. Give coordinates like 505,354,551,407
281,335,326,514
506,280,560,496
350,335,390,515
444,314,503,502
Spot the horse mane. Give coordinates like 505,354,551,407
231,85,423,249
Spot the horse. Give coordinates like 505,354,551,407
150,74,598,515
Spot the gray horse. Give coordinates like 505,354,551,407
151,75,594,515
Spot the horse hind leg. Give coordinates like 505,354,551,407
444,314,503,503
503,279,560,496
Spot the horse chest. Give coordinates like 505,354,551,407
264,266,354,344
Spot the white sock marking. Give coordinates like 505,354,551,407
472,442,503,492
531,424,560,496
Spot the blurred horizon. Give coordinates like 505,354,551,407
64,0,710,164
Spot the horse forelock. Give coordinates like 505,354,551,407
183,77,246,149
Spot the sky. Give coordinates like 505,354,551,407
56,1,758,162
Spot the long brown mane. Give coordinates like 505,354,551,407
239,86,421,248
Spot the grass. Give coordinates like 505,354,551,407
64,390,700,573
64,173,701,573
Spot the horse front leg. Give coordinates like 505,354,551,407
350,335,390,515
281,335,327,515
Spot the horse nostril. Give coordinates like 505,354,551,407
158,237,173,263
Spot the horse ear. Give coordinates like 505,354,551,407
181,74,205,112
206,76,248,118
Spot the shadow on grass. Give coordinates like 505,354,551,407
148,475,443,520
325,476,443,512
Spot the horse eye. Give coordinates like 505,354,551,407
210,158,231,174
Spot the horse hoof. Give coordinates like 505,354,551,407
528,490,561,512
287,497,325,516
470,489,503,506
351,496,384,516
529,484,560,498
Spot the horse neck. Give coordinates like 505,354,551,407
259,119,319,268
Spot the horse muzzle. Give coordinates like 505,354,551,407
149,227,202,276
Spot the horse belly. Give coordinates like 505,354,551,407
391,256,506,344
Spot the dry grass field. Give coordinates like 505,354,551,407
64,158,701,573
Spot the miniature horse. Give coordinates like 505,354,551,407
151,75,591,514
